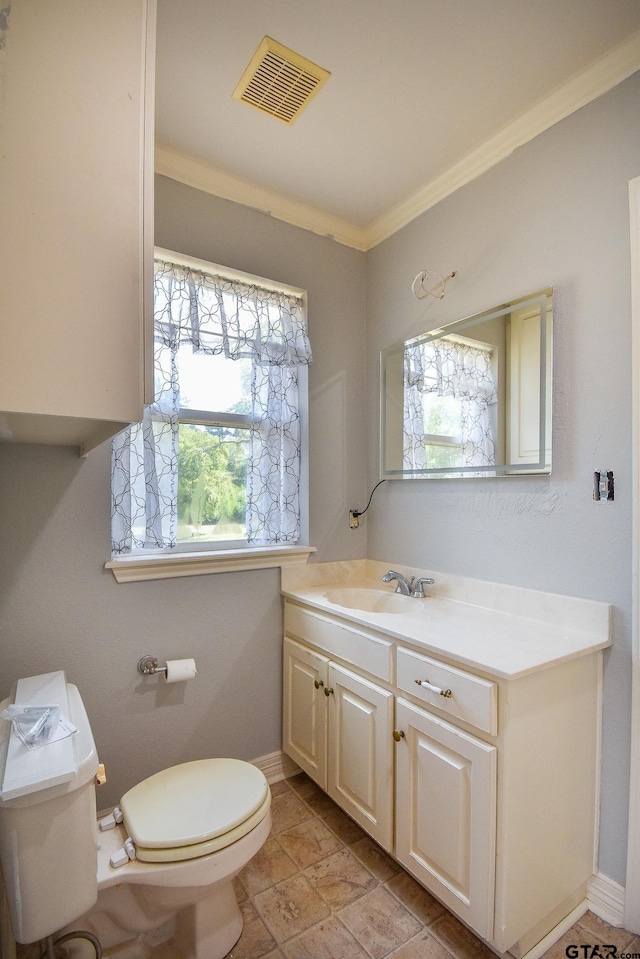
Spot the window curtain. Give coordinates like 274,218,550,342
111,259,312,554
403,337,497,473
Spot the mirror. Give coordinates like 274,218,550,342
380,288,552,479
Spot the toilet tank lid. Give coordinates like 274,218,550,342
120,758,269,849
0,672,98,804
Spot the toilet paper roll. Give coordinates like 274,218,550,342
164,659,198,683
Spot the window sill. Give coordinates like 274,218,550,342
105,545,316,583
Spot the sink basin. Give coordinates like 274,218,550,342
324,587,416,614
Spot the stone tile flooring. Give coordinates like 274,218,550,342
226,773,640,959
14,772,640,959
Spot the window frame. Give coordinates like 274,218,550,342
107,249,311,578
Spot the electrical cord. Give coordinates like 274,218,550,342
350,479,386,521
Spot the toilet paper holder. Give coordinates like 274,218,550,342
137,656,167,677
137,656,198,683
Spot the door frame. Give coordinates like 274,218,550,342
625,174,640,932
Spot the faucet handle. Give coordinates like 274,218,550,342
411,577,435,598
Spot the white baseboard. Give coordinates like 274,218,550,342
252,749,301,785
587,872,626,927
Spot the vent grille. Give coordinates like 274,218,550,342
233,37,330,124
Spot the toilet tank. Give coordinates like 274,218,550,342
0,672,99,944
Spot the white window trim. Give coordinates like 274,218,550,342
105,544,316,583
424,432,463,449
154,246,307,300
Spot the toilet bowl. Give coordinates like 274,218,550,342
0,673,272,959
73,758,272,959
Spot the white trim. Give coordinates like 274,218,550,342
156,32,640,252
366,30,640,249
511,875,624,959
517,901,589,959
154,145,368,252
105,545,316,583
589,872,626,927
626,175,640,934
252,749,301,785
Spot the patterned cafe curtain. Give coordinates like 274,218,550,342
111,259,312,553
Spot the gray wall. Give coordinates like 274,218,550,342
366,71,640,884
0,71,638,888
0,186,367,808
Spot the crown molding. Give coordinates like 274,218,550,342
364,29,640,249
154,145,368,251
156,29,640,253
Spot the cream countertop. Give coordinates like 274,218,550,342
281,560,611,680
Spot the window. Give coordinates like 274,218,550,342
175,349,253,545
419,393,465,469
111,250,311,556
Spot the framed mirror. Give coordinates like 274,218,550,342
380,288,552,479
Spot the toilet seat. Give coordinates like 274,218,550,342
119,759,270,863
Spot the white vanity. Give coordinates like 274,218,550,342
281,560,611,958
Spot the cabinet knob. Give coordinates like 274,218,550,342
393,729,405,742
415,679,453,698
324,686,334,696
314,679,324,689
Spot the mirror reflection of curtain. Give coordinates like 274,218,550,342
403,338,497,473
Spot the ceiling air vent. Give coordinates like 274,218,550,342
232,37,330,125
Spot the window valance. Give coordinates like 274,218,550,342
153,259,312,366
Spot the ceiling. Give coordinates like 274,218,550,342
155,0,640,250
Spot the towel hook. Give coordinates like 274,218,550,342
411,268,456,301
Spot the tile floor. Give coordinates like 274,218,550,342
14,772,640,959
224,773,640,959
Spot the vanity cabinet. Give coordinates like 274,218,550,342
0,0,155,453
395,696,496,939
283,637,394,849
283,638,329,788
282,597,602,957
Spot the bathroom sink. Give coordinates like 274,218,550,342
323,587,416,614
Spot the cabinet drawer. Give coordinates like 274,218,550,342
397,647,497,735
284,602,393,682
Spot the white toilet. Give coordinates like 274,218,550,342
0,672,272,959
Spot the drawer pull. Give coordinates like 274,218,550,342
314,679,324,689
393,729,405,742
415,679,453,698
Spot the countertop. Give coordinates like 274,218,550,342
281,561,611,680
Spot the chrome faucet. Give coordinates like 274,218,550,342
381,570,414,595
381,570,435,598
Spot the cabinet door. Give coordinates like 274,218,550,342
327,662,394,850
395,697,496,940
0,0,154,451
283,638,329,789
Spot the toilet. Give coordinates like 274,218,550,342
0,672,272,959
